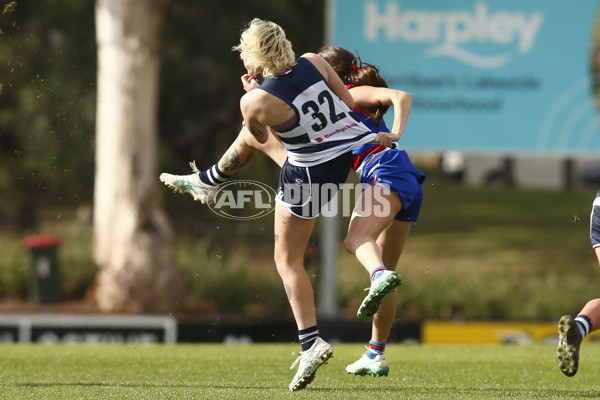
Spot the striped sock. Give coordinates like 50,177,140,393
370,266,387,282
575,315,592,338
366,339,385,359
298,326,319,352
199,164,229,186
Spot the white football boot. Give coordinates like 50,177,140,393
346,352,389,377
159,161,217,204
288,337,333,391
357,270,402,320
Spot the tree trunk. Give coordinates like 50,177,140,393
93,0,185,312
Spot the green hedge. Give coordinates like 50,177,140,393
1,185,597,321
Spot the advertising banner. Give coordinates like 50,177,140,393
328,0,600,154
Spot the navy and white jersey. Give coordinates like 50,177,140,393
259,58,376,167
591,189,600,248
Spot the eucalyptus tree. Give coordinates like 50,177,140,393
94,0,185,312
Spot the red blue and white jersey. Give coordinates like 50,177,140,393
349,110,425,184
350,109,392,178
259,57,376,167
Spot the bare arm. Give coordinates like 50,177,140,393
240,92,269,144
350,85,412,143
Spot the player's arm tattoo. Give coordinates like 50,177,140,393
249,125,268,143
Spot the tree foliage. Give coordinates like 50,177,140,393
0,0,325,227
0,0,96,224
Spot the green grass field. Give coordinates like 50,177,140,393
1,343,599,399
